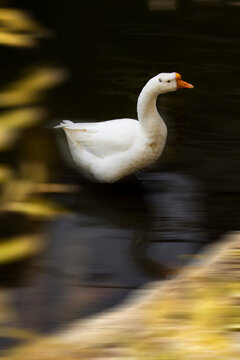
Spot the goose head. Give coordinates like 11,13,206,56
146,72,194,95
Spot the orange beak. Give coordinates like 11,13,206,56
176,73,194,89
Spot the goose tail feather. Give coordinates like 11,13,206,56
54,120,74,129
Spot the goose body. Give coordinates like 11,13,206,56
56,72,193,183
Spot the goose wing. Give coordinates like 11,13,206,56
60,119,140,158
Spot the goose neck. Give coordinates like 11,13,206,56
137,85,165,138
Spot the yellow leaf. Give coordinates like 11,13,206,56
2,200,68,218
0,8,43,32
0,90,38,107
0,31,36,47
0,107,45,129
0,67,67,107
0,234,43,264
0,8,47,49
0,108,45,150
3,67,66,93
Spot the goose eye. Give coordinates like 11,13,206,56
159,78,162,82
167,80,171,83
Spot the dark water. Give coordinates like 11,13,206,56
0,0,240,343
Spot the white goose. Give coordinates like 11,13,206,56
56,72,193,183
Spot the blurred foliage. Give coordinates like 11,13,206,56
0,165,13,183
0,7,45,47
0,234,43,264
0,8,42,31
0,4,72,349
0,67,67,107
1,233,240,359
0,108,45,150
0,326,39,340
0,4,68,269
1,199,68,219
